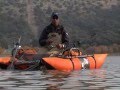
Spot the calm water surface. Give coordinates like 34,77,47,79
0,56,120,90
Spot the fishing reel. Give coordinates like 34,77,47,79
11,42,22,56
11,37,23,58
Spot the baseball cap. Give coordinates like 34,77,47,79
51,12,59,19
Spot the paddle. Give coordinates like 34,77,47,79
7,36,21,70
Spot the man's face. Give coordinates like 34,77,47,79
51,15,60,26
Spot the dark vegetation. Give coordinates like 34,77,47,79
0,0,120,54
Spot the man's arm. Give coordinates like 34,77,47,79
39,28,48,46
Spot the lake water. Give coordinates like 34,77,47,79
0,56,120,90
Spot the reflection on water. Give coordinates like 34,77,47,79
0,56,120,90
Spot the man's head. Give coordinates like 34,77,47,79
51,12,60,27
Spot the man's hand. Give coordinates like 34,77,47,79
46,40,53,44
56,44,65,49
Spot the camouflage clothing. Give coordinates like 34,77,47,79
39,23,69,47
39,23,69,55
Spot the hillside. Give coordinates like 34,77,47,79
0,0,120,48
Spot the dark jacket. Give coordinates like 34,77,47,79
39,23,69,47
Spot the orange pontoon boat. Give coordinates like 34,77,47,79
0,48,107,71
43,54,107,71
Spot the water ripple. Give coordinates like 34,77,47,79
0,56,120,90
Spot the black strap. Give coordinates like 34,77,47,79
69,58,74,70
92,56,96,69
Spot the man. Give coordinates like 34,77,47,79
39,12,69,54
